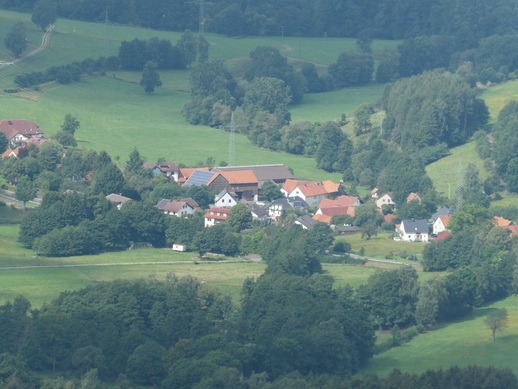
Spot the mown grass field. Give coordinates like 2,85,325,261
363,295,518,377
425,142,490,198
0,207,413,307
480,79,518,122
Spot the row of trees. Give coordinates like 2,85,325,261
14,31,201,89
3,0,517,40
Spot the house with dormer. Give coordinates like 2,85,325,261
214,189,238,208
0,119,45,148
281,179,342,207
156,199,196,218
397,219,429,242
204,207,230,227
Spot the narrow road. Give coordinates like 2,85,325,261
0,259,257,271
348,253,420,267
0,24,55,67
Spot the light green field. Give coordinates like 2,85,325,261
425,142,490,198
340,232,426,262
363,295,518,376
480,80,518,121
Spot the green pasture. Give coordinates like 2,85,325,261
490,195,518,208
425,142,490,198
339,232,426,262
480,80,518,121
363,295,518,376
0,76,342,181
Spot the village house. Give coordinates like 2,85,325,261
0,119,45,148
155,198,199,218
142,162,179,181
313,206,356,224
290,215,318,230
204,207,230,227
396,219,429,242
106,193,133,210
268,196,309,219
213,164,295,187
214,189,238,208
248,203,268,221
376,193,396,209
433,214,451,235
207,170,259,200
406,192,422,203
281,179,342,207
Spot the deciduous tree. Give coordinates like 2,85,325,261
15,176,37,211
485,308,508,342
31,0,57,31
4,22,27,58
140,61,162,94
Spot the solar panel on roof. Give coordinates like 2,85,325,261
184,170,214,187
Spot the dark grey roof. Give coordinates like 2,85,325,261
213,164,294,182
249,203,267,218
401,219,429,234
269,196,309,209
293,215,318,230
431,207,451,221
184,170,214,187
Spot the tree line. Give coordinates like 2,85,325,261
13,32,203,89
2,0,517,41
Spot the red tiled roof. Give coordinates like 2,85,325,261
406,192,421,202
208,170,258,185
438,214,451,227
384,214,396,223
322,180,341,194
0,119,44,139
505,225,518,236
1,147,22,158
318,195,359,208
317,206,355,218
204,207,230,221
313,214,332,223
282,179,313,194
179,197,200,209
435,231,453,241
493,216,513,227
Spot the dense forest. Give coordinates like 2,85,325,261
1,0,518,41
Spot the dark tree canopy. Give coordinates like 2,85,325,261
140,60,162,94
383,70,489,151
31,0,56,31
4,22,27,58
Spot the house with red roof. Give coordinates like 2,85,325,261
1,147,23,159
313,206,356,224
207,170,258,200
0,119,45,148
143,162,179,181
493,216,513,228
204,207,230,227
433,214,451,235
406,192,422,203
156,199,197,218
281,179,342,207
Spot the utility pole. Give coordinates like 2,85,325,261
228,111,236,166
103,10,109,59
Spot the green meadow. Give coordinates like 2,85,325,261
363,295,518,377
0,9,396,181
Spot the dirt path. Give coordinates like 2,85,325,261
0,24,55,67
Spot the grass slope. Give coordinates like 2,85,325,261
480,80,518,122
363,295,518,376
426,142,490,198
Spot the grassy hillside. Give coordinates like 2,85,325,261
0,10,396,180
480,79,518,121
363,295,518,376
426,142,490,198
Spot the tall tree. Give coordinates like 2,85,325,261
31,0,57,31
485,308,509,342
328,50,374,87
61,114,80,135
140,61,162,94
15,176,37,211
4,22,27,58
125,148,144,174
